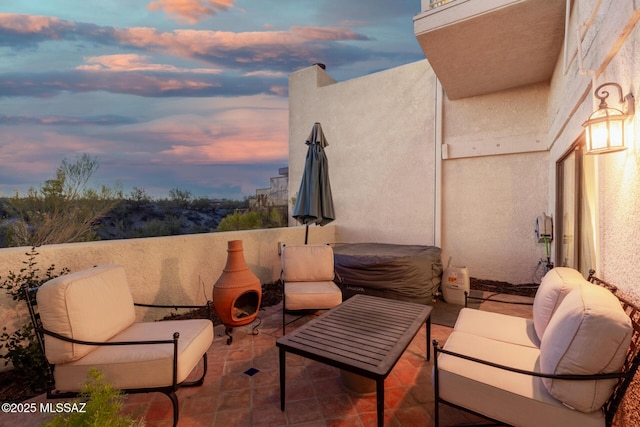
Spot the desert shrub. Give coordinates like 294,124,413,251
217,208,286,231
43,368,145,427
132,216,185,238
0,248,69,392
168,188,193,208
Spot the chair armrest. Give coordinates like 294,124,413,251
432,339,626,381
134,301,211,310
334,270,344,287
464,291,534,308
41,327,180,347
134,301,214,321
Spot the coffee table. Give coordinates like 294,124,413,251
276,294,432,426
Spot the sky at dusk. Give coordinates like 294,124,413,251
0,0,423,199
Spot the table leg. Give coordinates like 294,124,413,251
376,379,384,427
279,347,285,411
426,316,431,361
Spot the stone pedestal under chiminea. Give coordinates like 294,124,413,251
213,240,262,344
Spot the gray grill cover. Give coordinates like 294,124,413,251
333,243,443,305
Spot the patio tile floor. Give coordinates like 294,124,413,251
4,294,533,427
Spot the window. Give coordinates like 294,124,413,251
555,138,597,275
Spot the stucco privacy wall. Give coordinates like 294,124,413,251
599,20,640,302
289,60,437,246
289,60,549,284
442,152,549,283
441,83,550,284
0,225,335,369
546,0,640,303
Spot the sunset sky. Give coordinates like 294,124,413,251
0,0,423,199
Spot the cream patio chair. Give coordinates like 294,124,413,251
280,244,343,335
24,264,214,427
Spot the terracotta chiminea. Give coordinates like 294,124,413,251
213,240,262,344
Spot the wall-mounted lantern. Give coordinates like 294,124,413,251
582,82,635,154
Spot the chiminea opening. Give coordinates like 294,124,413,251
233,291,259,320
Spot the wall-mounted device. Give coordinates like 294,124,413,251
535,213,554,275
535,213,553,243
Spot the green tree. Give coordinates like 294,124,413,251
2,154,122,247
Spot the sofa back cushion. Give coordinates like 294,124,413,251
540,283,632,413
37,265,136,364
533,267,588,339
282,245,335,282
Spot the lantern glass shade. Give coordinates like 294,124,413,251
583,106,627,154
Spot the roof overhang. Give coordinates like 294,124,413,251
414,0,566,100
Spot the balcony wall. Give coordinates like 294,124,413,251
546,0,640,303
0,225,335,369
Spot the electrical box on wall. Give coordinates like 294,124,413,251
535,213,553,243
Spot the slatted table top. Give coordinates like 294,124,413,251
276,294,432,378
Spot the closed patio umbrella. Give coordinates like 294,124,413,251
293,122,335,244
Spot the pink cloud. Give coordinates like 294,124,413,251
1,14,371,72
291,26,370,41
0,129,106,190
76,54,221,73
150,105,288,164
162,140,284,163
0,13,69,33
147,0,236,24
114,25,369,63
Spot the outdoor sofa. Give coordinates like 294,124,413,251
433,267,640,427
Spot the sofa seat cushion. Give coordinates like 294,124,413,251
540,283,632,413
38,265,136,364
53,319,213,391
454,308,539,348
438,331,605,427
284,281,342,311
533,267,589,340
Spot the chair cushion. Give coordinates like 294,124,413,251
284,281,342,311
282,245,335,282
533,267,588,340
53,319,213,391
454,308,540,348
37,265,136,364
438,331,606,427
540,283,632,413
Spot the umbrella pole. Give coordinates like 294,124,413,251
304,224,309,245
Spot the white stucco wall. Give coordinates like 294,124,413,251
598,19,640,301
440,83,550,283
546,1,640,302
288,60,549,284
289,60,438,246
442,151,549,283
